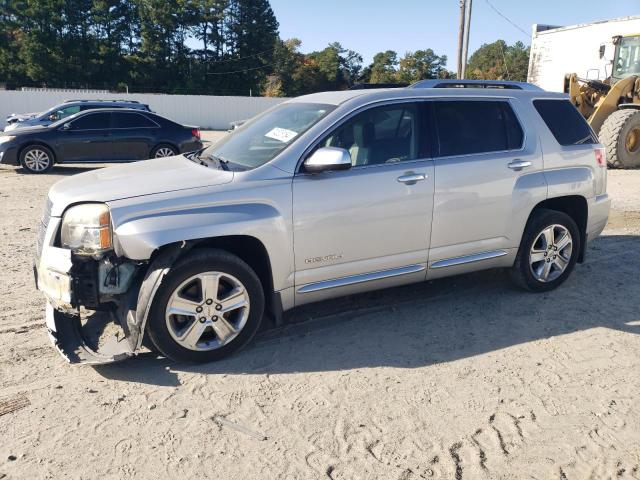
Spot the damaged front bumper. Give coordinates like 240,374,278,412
36,216,142,365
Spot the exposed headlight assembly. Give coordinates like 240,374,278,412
61,203,112,255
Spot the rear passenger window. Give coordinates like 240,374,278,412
113,112,158,128
434,101,523,157
533,100,596,146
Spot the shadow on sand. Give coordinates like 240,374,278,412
95,234,640,386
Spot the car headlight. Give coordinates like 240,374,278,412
61,204,112,255
0,135,16,143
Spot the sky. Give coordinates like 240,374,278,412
269,0,639,68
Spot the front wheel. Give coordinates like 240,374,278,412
20,145,54,173
145,249,265,363
600,109,640,168
510,209,581,292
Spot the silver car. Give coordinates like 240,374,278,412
35,81,611,364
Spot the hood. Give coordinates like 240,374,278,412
48,155,234,216
7,112,41,122
5,124,50,135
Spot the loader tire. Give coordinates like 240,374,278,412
599,109,640,169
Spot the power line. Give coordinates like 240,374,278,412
205,62,277,75
483,0,529,39
200,46,277,64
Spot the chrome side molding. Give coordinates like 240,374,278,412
297,264,426,294
430,250,508,269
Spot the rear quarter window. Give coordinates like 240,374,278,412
533,99,597,146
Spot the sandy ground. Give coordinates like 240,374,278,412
1,148,639,479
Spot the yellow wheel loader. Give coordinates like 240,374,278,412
565,34,640,168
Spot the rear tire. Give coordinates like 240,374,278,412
150,144,178,159
510,209,580,292
145,249,265,363
19,144,54,174
600,109,640,169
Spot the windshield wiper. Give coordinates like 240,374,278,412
191,151,230,171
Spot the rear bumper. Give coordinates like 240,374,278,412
586,193,611,243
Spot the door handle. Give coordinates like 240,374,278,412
397,173,427,185
507,160,532,171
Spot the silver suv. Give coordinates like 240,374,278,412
35,81,611,364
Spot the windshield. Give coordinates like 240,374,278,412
199,102,335,170
614,36,640,79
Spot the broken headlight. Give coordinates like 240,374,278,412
61,203,112,255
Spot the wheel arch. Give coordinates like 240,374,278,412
19,141,57,164
141,235,281,328
529,195,588,263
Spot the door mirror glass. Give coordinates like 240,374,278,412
48,113,58,122
304,147,352,173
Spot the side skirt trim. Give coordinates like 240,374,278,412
297,264,426,294
430,250,508,269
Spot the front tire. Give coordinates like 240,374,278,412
20,144,54,173
510,209,580,292
600,109,640,169
145,249,265,363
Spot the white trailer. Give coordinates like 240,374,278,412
528,15,640,92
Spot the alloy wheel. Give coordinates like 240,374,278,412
23,149,51,171
165,272,250,351
529,224,573,282
155,147,175,158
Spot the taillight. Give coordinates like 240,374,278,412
594,147,606,167
191,128,201,139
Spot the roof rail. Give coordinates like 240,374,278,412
410,79,543,91
62,99,141,103
349,83,409,90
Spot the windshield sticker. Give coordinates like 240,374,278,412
265,127,298,143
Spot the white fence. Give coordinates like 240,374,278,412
0,91,285,130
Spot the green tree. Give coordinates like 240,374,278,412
396,49,448,84
367,50,399,83
467,40,530,81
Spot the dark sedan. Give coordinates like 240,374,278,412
0,108,203,173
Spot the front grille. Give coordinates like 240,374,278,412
36,197,52,258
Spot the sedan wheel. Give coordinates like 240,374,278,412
165,271,251,352
529,224,573,283
154,146,176,158
22,147,52,173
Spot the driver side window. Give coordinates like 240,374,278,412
321,103,420,167
58,105,81,119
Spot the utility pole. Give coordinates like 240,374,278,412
461,0,473,79
457,0,466,79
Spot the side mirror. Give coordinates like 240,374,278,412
48,114,58,122
304,147,352,174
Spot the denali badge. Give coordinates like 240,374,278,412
304,254,343,264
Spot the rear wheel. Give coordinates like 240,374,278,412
20,145,54,173
600,109,640,169
150,144,178,159
145,249,265,363
510,209,580,292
